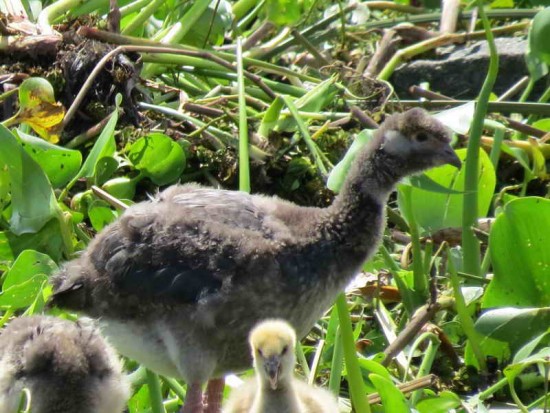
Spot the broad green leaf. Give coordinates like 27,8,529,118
483,197,550,308
513,329,550,363
415,391,461,413
526,7,550,80
102,177,137,200
0,124,59,235
398,149,495,234
181,0,232,46
265,0,300,26
0,274,48,309
128,132,186,185
369,373,411,413
327,129,374,192
16,129,82,188
0,163,9,211
88,200,118,232
3,249,57,290
0,219,65,263
475,307,550,350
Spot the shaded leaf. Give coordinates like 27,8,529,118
0,124,59,235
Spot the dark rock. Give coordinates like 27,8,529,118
392,37,546,99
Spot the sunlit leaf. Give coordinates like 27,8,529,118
397,149,495,234
475,307,550,349
128,132,186,185
369,373,411,412
327,129,374,192
526,7,550,80
483,197,550,308
16,129,82,188
265,0,300,26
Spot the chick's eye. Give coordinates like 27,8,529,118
281,345,288,355
415,133,429,142
257,349,263,357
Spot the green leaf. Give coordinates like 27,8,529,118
415,391,461,413
265,0,300,26
69,97,120,188
0,274,48,309
397,148,495,234
3,249,57,290
128,132,186,185
88,200,118,232
369,373,411,413
475,307,550,349
483,197,550,308
258,96,284,138
1,219,66,263
102,177,137,200
0,124,59,235
526,7,550,80
16,129,82,188
327,129,374,192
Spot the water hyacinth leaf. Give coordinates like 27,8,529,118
513,330,550,363
4,77,65,143
0,124,59,235
0,274,48,309
475,307,550,349
265,0,300,26
128,132,186,185
415,391,462,413
3,249,58,290
88,200,119,232
0,164,9,211
102,176,137,200
94,156,119,186
181,0,232,46
16,129,82,188
526,7,550,80
397,149,495,234
1,219,65,263
369,373,410,413
483,197,550,308
327,129,374,192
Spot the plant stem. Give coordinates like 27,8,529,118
236,38,251,193
447,246,486,372
461,1,499,278
335,293,371,413
145,370,167,413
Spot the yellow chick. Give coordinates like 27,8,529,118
223,319,339,413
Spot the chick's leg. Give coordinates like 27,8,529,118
204,377,225,413
182,382,203,413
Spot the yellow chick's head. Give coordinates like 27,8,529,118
249,319,297,390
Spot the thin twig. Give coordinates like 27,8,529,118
91,185,129,210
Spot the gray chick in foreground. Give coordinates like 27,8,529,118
223,319,339,413
0,315,130,413
50,108,460,413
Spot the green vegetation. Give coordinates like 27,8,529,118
1,0,550,411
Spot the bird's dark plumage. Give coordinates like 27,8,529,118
0,315,130,413
50,108,460,409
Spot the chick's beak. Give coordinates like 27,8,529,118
264,356,281,390
442,145,461,168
